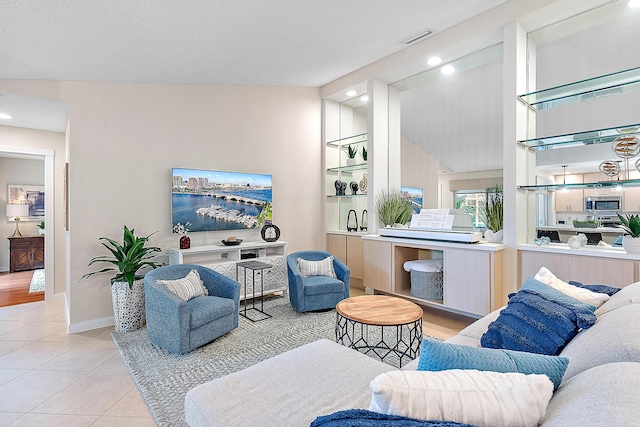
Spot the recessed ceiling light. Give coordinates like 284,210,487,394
360,95,369,102
0,112,13,120
441,65,456,75
427,57,442,66
628,0,640,8
346,90,357,97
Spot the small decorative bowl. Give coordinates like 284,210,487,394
221,239,243,246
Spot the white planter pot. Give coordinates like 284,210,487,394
346,157,357,166
111,279,145,332
38,229,45,235
484,229,504,243
622,236,640,254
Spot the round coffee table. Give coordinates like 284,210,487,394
335,295,423,367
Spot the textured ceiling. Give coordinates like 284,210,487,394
0,0,509,87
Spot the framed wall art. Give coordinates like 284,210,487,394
8,184,45,219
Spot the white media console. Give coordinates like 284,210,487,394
168,241,287,300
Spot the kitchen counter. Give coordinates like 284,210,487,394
519,242,639,259
537,225,624,234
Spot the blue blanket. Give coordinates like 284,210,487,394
481,287,597,355
310,409,477,427
568,280,621,296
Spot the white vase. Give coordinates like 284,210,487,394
622,236,640,254
346,158,357,166
111,279,145,332
484,229,503,243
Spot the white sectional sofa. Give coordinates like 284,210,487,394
185,280,640,427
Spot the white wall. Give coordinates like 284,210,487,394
57,82,321,331
0,127,66,295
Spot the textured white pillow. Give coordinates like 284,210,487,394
369,369,553,427
534,267,609,307
297,256,336,278
156,269,208,301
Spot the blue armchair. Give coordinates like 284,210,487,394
287,251,350,312
144,264,241,354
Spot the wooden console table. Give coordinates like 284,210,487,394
8,235,45,273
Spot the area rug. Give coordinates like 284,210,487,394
28,269,45,293
112,296,435,427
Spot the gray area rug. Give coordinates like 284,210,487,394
28,269,45,293
113,296,338,426
112,295,431,427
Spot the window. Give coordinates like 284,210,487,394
454,187,502,228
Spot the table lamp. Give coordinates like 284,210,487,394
6,204,29,237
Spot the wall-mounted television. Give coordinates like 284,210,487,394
172,168,272,232
401,186,423,214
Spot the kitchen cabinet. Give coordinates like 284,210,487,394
9,236,44,273
554,174,583,212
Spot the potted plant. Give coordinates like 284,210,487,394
361,146,367,162
481,186,504,243
80,226,165,332
37,221,45,235
375,189,414,228
346,145,358,165
617,213,640,253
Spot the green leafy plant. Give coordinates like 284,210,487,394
480,186,503,232
37,221,45,230
617,213,640,237
347,145,357,159
80,226,165,288
361,146,367,161
376,189,414,227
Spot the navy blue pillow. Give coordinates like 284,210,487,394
481,278,597,355
311,409,477,427
568,280,620,296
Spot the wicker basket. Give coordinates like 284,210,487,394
410,269,443,300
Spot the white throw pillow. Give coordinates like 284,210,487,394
369,369,553,427
297,256,336,278
534,267,609,307
156,269,209,301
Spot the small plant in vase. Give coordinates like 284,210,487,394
361,146,367,162
617,213,640,253
375,189,414,228
37,221,45,235
481,185,504,243
346,145,358,165
173,222,192,249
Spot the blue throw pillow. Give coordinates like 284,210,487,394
417,338,568,390
568,280,621,296
310,409,477,427
481,278,597,355
520,277,596,312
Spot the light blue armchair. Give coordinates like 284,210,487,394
287,251,350,312
144,264,241,354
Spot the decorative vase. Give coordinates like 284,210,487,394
111,279,145,332
180,235,191,249
347,209,358,232
347,157,357,166
360,209,368,232
359,173,368,194
350,181,358,195
622,236,640,254
484,229,503,243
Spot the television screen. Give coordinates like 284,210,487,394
401,187,423,214
172,168,272,232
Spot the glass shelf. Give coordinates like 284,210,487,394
326,133,367,147
519,123,640,150
326,194,368,198
519,179,640,191
327,163,368,173
519,66,640,110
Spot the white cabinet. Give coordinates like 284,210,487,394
169,241,287,300
624,188,640,212
554,174,583,212
362,236,504,317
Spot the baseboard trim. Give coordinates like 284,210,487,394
68,316,113,334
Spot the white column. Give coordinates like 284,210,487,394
503,21,529,298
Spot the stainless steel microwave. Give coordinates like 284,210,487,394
584,196,622,212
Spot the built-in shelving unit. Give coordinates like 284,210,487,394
518,66,640,110
518,67,640,193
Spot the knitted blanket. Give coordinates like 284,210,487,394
310,409,476,427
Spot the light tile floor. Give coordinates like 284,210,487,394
0,299,156,427
0,289,473,426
